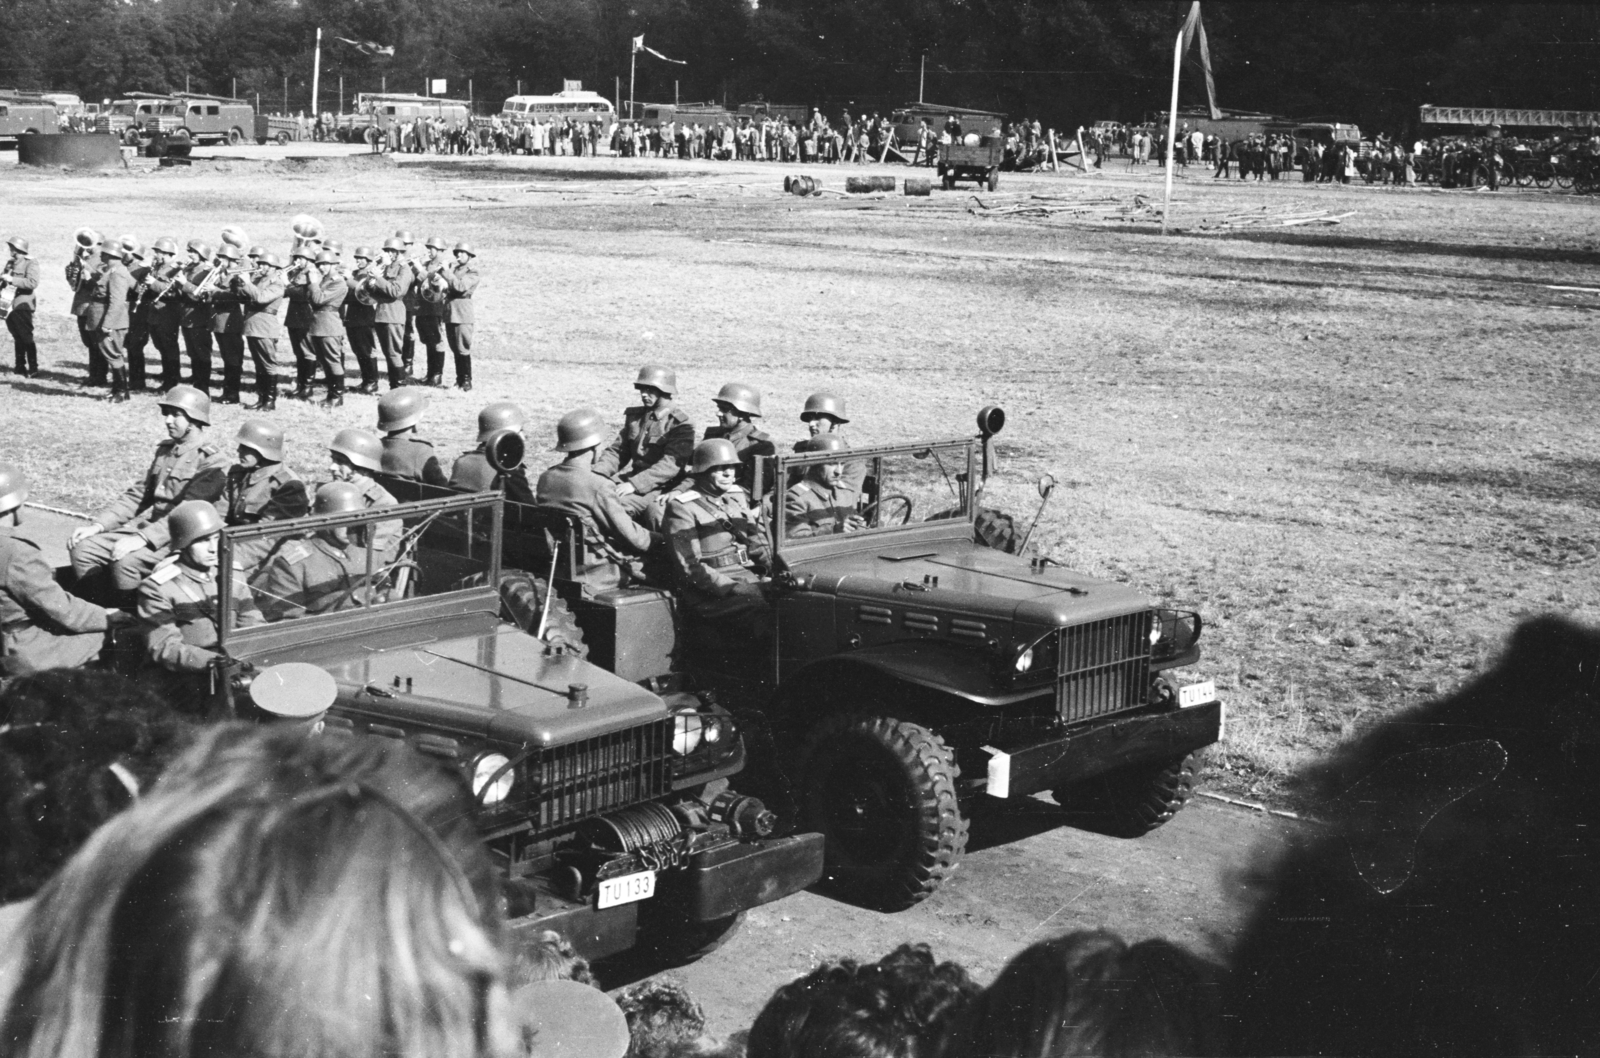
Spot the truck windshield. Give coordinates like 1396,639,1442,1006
771,439,973,547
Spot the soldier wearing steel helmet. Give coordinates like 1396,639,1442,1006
0,463,126,674
143,237,186,392
785,434,866,538
661,438,772,637
235,250,288,411
376,389,448,486
176,239,216,394
283,244,319,401
305,249,349,407
65,230,108,388
794,390,868,493
592,365,696,520
413,236,450,388
252,482,373,622
356,236,414,389
2,236,41,378
393,229,421,378
69,386,230,594
122,240,152,393
704,381,776,495
449,401,534,503
536,408,658,587
443,241,479,391
136,500,262,685
82,240,135,402
223,420,311,573
326,428,400,558
182,242,245,404
344,246,381,395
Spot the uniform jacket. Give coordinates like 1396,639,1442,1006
4,256,40,313
66,256,98,318
535,462,655,562
363,259,411,325
445,262,479,325
381,435,448,487
0,526,108,674
128,264,152,326
185,269,244,336
93,433,230,548
592,406,696,496
82,259,133,332
283,271,316,330
253,535,369,622
705,420,776,494
224,462,310,526
138,556,262,673
784,478,861,538
236,271,286,339
348,474,402,557
449,448,534,504
415,259,448,319
661,485,768,600
307,274,349,337
177,260,214,330
145,262,185,332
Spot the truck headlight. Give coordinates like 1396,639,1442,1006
1014,647,1035,674
673,709,737,758
673,712,704,755
1010,631,1058,682
472,753,514,806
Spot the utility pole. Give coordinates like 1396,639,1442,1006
919,53,925,103
339,75,344,114
283,75,288,114
232,77,237,99
1161,27,1182,235
311,27,322,118
629,45,636,122
186,73,191,94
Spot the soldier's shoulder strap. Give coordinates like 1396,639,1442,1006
196,439,222,458
411,437,435,449
279,541,312,565
664,407,693,426
147,557,183,584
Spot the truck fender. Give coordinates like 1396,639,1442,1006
776,640,1041,722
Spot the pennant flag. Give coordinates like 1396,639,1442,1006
631,35,687,65
1179,2,1221,120
335,37,395,58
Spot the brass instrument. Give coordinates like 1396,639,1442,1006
0,259,15,321
349,260,378,306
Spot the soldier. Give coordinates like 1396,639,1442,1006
122,239,151,393
201,243,247,404
0,463,125,674
592,365,695,519
784,434,866,538
82,240,134,402
142,237,186,392
413,236,450,387
68,385,230,593
1,236,41,377
65,231,107,388
536,408,657,586
661,438,772,639
306,250,350,407
344,246,380,395
705,382,775,495
177,239,215,393
795,390,867,493
443,241,480,391
376,389,448,486
327,428,400,558
224,420,311,573
252,482,371,622
235,251,287,411
283,245,318,400
393,229,421,377
448,401,533,502
357,236,414,389
136,501,263,692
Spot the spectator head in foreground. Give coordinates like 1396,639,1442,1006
0,723,516,1058
1228,615,1600,1055
614,978,705,1058
510,929,597,989
747,943,977,1058
941,930,1225,1058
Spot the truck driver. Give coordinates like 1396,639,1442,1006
784,435,866,539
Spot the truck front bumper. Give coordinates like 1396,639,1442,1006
984,700,1224,799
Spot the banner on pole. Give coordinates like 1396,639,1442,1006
632,34,687,65
335,37,395,58
1179,2,1222,120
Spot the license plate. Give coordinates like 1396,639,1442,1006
1178,680,1216,708
596,870,656,909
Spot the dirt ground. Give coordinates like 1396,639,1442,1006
3,144,1597,1029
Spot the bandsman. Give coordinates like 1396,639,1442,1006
443,241,479,391
142,237,186,392
201,243,247,404
306,249,350,407
176,239,216,393
376,389,448,486
592,365,695,519
393,229,421,377
252,482,371,622
283,245,319,400
235,250,288,410
704,382,775,495
448,401,533,502
344,246,381,394
82,240,134,402
358,236,414,389
326,428,401,558
66,230,107,387
414,235,449,387
661,438,772,639
536,408,658,587
2,236,40,377
121,238,151,393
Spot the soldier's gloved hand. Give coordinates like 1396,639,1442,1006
614,480,637,498
728,581,766,599
70,523,104,547
112,535,150,560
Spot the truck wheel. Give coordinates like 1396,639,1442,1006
942,173,954,190
228,127,243,146
276,131,290,146
458,570,587,657
986,167,999,192
1053,751,1204,838
121,127,140,146
798,714,967,911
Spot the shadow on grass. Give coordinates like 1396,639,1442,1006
1354,456,1600,508
1178,226,1600,268
407,161,708,183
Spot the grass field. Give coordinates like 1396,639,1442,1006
5,149,1598,806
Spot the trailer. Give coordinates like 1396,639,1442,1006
255,113,311,145
938,137,1003,191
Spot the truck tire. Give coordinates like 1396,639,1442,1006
228,127,243,146
1052,750,1204,838
986,167,999,192
276,131,290,146
797,714,966,910
457,570,587,658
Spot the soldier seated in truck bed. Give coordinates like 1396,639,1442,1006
536,409,660,589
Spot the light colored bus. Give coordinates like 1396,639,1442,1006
500,90,615,130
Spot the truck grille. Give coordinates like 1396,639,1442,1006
528,718,673,831
1056,612,1153,724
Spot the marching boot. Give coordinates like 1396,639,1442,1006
454,354,472,392
251,373,278,411
12,349,25,376
24,343,37,377
423,346,445,388
320,372,345,408
294,363,315,401
109,368,131,403
127,354,147,392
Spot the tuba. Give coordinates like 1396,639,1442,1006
289,213,324,264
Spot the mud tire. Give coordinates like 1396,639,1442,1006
1053,750,1204,838
458,569,587,658
798,714,967,910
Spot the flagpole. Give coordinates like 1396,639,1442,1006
629,43,637,122
311,27,323,120
1161,27,1182,236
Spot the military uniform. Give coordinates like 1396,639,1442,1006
348,475,402,558
66,255,106,385
0,524,110,674
661,485,771,631
380,434,448,486
361,260,412,385
137,555,262,674
125,260,151,389
4,254,41,376
307,273,349,394
344,271,379,391
177,260,217,392
202,273,246,400
144,262,185,390
252,535,369,622
592,406,696,515
284,269,317,392
536,461,657,586
82,257,133,372
415,263,447,381
704,419,776,495
784,479,861,538
224,462,311,571
236,270,286,401
444,259,479,380
71,433,231,591
449,447,534,503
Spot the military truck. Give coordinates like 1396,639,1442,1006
384,408,1222,912
0,93,58,145
195,490,823,961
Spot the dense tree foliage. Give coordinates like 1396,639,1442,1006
1,1,1596,134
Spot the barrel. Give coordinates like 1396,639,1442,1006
789,175,817,196
873,175,897,192
904,178,932,196
845,176,875,194
17,133,122,170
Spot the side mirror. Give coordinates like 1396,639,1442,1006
1037,473,1056,499
484,428,526,474
976,405,1006,438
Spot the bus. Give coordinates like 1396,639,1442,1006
500,90,616,130
890,102,1007,148
338,93,471,142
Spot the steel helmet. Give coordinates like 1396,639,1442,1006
216,244,242,262
315,249,338,265
329,429,383,473
7,236,30,255
122,244,147,262
352,246,374,261
424,235,448,251
151,236,178,255
634,364,677,397
158,384,212,426
394,229,415,244
313,481,364,516
0,462,28,515
246,245,265,260
291,245,314,261
801,391,849,423
453,241,476,257
477,401,526,442
118,234,140,254
377,388,427,432
235,419,285,462
260,252,284,269
168,500,224,550
691,438,741,474
801,434,850,455
191,241,213,261
324,239,344,255
554,408,606,453
714,382,762,418
99,244,119,259
381,236,405,253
